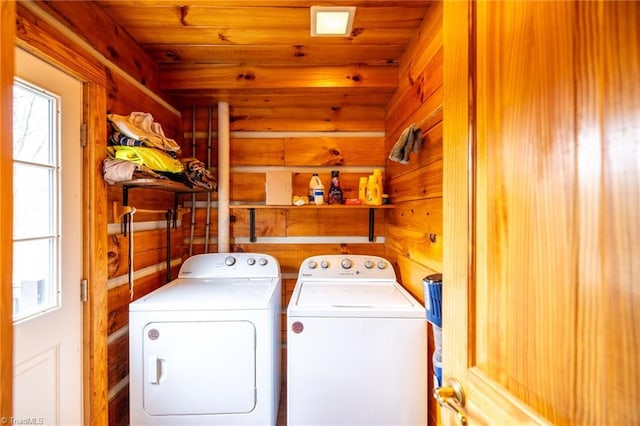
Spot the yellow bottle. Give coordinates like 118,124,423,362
366,175,382,205
373,168,383,188
358,177,368,202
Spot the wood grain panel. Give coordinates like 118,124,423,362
230,173,266,202
16,5,106,86
230,208,287,238
284,137,385,167
107,229,182,278
574,2,640,423
146,44,406,66
286,208,386,237
0,1,14,419
107,385,129,426
230,115,385,132
387,161,442,203
231,138,285,166
160,64,397,91
107,332,128,389
178,88,393,109
35,0,160,92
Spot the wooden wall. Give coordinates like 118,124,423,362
383,2,443,425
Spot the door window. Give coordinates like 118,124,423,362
12,80,61,323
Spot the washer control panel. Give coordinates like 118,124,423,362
178,253,280,278
300,255,395,280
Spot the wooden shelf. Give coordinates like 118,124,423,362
231,203,393,209
230,203,393,242
114,178,214,194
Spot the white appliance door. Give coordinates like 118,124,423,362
143,321,256,416
287,316,428,425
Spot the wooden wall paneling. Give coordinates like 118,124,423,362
107,229,176,278
15,5,106,86
230,115,385,132
286,208,386,237
230,172,268,202
231,138,285,166
0,0,14,419
33,0,161,93
284,137,385,167
107,332,129,389
160,65,398,91
179,88,393,110
107,385,129,426
386,47,443,135
387,161,442,203
230,208,286,238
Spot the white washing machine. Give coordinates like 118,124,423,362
287,255,428,426
129,253,281,425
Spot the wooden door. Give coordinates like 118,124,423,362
442,1,640,424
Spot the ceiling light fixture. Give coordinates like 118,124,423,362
310,6,356,37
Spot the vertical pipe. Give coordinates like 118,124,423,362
188,106,196,256
217,102,230,252
204,106,213,253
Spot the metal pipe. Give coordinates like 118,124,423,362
217,102,230,252
204,106,213,253
188,106,196,256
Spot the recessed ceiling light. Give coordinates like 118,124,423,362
310,6,356,37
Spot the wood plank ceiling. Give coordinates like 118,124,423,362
95,0,431,109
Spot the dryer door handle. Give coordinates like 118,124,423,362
148,356,164,384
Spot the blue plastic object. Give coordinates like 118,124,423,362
423,273,442,327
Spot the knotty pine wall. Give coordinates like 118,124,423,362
384,2,443,425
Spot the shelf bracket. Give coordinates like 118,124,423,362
249,208,257,242
369,208,375,242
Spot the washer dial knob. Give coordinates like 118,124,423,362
341,258,353,269
224,256,236,266
259,257,268,266
320,260,330,269
377,261,387,269
364,260,374,269
247,257,256,265
307,260,317,269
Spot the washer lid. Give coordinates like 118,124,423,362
288,281,424,318
129,278,279,311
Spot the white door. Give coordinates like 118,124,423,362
12,48,83,426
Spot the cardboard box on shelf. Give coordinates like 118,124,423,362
265,171,292,205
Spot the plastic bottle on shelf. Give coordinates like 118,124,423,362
373,168,384,189
328,171,343,205
308,173,325,205
366,175,382,205
358,177,368,202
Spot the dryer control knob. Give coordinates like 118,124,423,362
259,257,268,266
364,260,374,269
377,261,387,269
247,257,256,266
320,260,330,269
307,260,317,269
224,256,236,266
341,258,353,269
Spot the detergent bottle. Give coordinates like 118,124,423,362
308,173,325,205
366,175,382,205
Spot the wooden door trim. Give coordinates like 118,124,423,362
0,0,16,420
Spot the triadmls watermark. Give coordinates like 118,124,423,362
0,417,44,425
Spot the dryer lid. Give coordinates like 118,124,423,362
288,281,424,318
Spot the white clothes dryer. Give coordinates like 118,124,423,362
287,255,428,426
129,253,281,425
